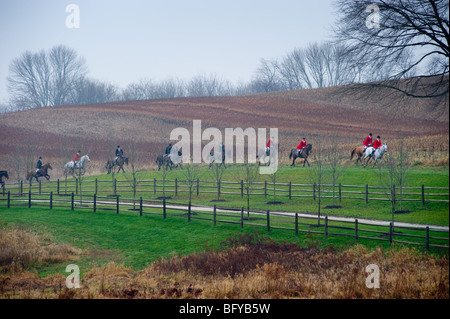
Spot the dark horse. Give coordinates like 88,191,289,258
106,156,128,174
0,170,8,189
156,151,182,170
289,144,312,167
208,147,226,168
26,163,52,183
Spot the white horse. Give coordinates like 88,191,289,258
257,148,271,166
363,144,387,168
64,155,91,176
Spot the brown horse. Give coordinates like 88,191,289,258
26,163,52,183
289,144,312,167
350,146,367,166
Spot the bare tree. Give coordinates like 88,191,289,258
182,163,201,204
70,77,119,105
252,59,284,92
7,45,87,109
333,0,449,97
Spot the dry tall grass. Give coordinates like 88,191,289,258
0,228,81,273
0,234,447,299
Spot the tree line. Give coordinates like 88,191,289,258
2,0,448,112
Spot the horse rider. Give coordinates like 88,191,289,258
35,156,43,176
73,150,81,168
164,143,172,158
363,133,373,153
115,145,124,164
266,137,274,156
372,136,382,157
297,137,307,156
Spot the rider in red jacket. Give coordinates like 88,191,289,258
372,136,381,156
363,133,373,151
73,151,81,167
265,137,274,155
297,137,306,156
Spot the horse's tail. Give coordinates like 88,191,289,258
289,151,293,159
350,148,355,160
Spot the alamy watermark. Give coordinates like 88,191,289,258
365,264,380,288
365,4,380,29
169,120,278,174
66,4,80,29
66,264,80,288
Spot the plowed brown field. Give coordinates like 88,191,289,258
1,90,448,179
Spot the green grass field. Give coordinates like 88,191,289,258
1,164,448,277
32,164,449,225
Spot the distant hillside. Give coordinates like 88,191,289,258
1,82,448,179
265,76,449,122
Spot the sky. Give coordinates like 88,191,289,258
0,0,336,103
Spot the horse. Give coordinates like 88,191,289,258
156,150,182,171
208,147,226,168
64,155,91,177
106,156,128,174
289,144,312,167
350,145,367,165
257,148,271,166
363,144,387,168
26,163,52,183
0,170,8,189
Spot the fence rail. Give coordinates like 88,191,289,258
1,191,448,251
2,177,448,205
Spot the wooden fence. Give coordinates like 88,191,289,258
0,190,448,251
2,177,449,205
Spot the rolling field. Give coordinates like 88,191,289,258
0,86,448,299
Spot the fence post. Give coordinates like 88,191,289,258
389,222,393,245
175,178,178,196
339,183,342,203
289,182,292,200
355,219,358,243
264,180,267,199
240,180,244,198
313,183,316,201
295,213,298,236
266,210,270,232
139,197,143,217
188,201,191,222
240,207,244,228
163,198,166,219
392,184,396,205
95,178,98,194
71,192,74,210
28,190,31,208
197,178,199,197
325,216,328,239
20,180,23,195
7,191,10,208
75,178,78,195
425,226,430,251
93,193,97,213
365,184,369,204
57,179,60,195
422,184,425,206
213,205,217,226
50,192,53,209
154,178,156,195
114,178,117,195
116,195,119,215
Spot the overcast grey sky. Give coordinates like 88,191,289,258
0,0,336,103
